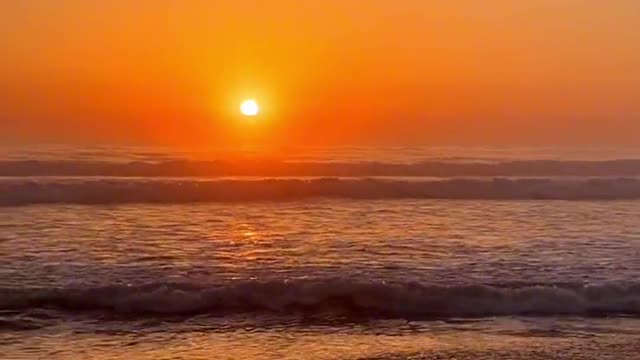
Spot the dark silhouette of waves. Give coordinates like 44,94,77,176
2,177,640,205
1,159,640,177
2,280,639,319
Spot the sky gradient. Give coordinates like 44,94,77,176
1,1,639,148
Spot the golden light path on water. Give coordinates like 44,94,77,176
10,321,640,360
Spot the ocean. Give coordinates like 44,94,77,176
1,146,640,359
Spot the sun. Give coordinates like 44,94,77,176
240,99,259,117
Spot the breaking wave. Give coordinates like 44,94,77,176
2,280,639,318
1,159,640,177
2,177,640,205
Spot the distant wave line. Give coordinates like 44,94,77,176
2,177,640,205
1,159,640,177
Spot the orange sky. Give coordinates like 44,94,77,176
1,1,639,148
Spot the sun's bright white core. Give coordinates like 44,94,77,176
240,99,259,116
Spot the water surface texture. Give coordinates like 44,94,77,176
2,147,639,359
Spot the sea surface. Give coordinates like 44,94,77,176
1,146,640,359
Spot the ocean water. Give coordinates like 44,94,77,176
1,146,640,359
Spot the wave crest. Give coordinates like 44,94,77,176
2,159,640,177
2,177,640,205
2,280,639,318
